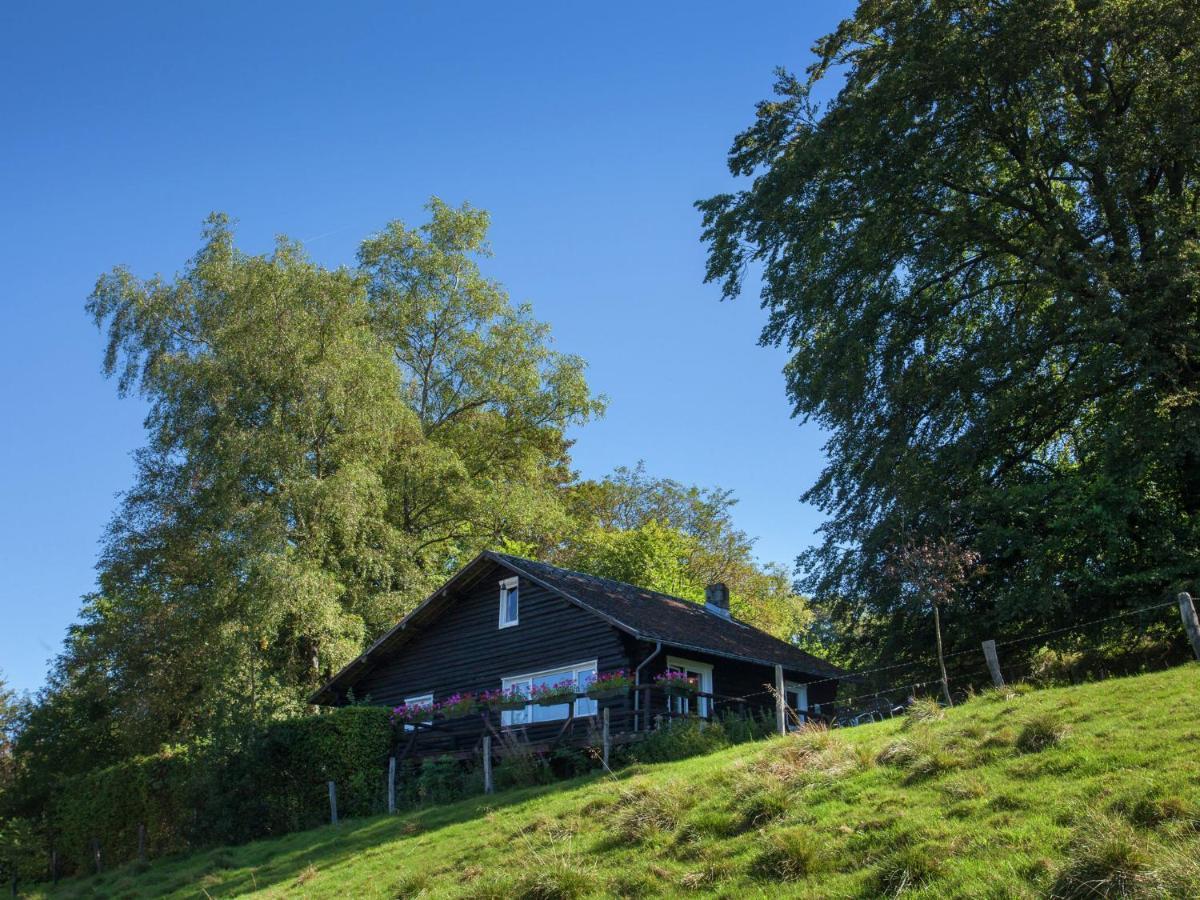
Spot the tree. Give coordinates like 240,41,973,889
885,537,980,705
61,201,603,756
699,0,1200,663
559,464,816,643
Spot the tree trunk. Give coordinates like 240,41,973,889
934,602,952,707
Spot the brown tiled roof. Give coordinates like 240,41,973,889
490,552,842,678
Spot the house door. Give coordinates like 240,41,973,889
784,681,808,728
665,656,713,718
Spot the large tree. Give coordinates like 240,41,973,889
699,0,1200,663
66,201,601,754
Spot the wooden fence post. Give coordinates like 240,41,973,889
774,664,786,735
388,756,397,814
50,847,59,885
91,837,102,874
327,781,338,826
482,736,494,795
137,823,146,863
601,707,611,769
981,640,1005,688
1178,593,1200,662
642,686,651,732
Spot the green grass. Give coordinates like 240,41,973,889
34,665,1200,899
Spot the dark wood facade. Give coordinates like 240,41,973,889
328,557,836,728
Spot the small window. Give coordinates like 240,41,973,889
499,576,519,628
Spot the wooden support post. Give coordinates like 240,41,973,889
137,823,146,863
50,848,59,885
482,736,494,794
981,639,1005,688
601,707,611,769
92,837,102,874
327,781,338,826
774,664,786,735
1179,593,1200,662
387,756,397,814
642,686,651,732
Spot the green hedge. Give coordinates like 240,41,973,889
50,705,393,874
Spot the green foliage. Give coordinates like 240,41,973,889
558,463,817,644
699,0,1200,668
22,198,604,793
47,705,393,875
626,718,732,765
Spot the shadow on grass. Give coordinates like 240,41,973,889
50,769,627,899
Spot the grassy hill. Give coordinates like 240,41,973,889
35,664,1200,899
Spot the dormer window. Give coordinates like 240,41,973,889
499,576,519,628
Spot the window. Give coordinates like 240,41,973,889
501,660,597,726
402,693,433,732
499,576,519,628
665,656,714,718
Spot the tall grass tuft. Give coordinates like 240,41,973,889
1015,713,1070,753
752,826,828,881
1051,817,1155,898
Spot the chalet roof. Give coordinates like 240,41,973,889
490,552,842,679
310,550,841,704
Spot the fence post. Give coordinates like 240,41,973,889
482,736,494,795
136,823,146,863
328,781,338,826
602,707,611,769
1178,593,1200,662
642,686,651,732
981,639,1005,688
387,756,397,814
774,664,786,735
91,837,102,874
50,847,59,885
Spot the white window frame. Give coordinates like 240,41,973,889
784,681,809,729
498,576,519,629
402,693,434,732
666,655,714,718
500,659,598,726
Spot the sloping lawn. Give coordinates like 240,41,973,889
36,664,1200,898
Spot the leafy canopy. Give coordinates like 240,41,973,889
699,0,1200,663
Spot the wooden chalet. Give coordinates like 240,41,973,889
310,552,842,758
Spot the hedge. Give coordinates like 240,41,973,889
50,705,393,874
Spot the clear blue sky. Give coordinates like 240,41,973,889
0,1,852,696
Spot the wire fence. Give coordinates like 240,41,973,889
727,595,1193,727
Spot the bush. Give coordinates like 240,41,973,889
628,718,729,764
51,705,394,873
416,755,475,805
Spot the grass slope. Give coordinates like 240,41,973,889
38,665,1200,899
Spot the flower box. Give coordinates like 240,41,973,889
530,678,578,707
654,671,699,697
390,701,433,727
438,693,477,720
585,669,633,700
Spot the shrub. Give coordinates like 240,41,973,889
416,755,473,805
630,718,729,764
494,731,552,791
1029,646,1085,686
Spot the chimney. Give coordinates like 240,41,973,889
704,583,731,619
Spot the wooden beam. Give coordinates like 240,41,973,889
482,736,494,795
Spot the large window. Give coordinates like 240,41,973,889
501,660,597,726
499,576,519,628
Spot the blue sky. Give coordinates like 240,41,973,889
0,1,852,695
